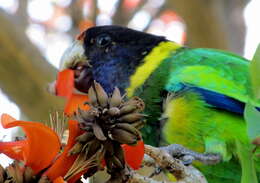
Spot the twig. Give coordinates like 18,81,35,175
144,145,208,183
161,144,221,165
128,170,173,183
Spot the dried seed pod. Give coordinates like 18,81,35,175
68,142,83,155
115,123,140,137
0,165,5,183
76,132,94,143
23,166,35,183
38,175,51,183
114,145,125,166
119,105,137,115
6,162,23,183
109,128,138,145
88,86,98,106
105,155,114,173
109,87,122,107
93,122,107,141
118,113,145,123
85,139,101,159
77,108,95,122
107,107,120,116
123,96,145,112
110,156,124,169
102,140,114,155
94,81,108,107
132,120,145,129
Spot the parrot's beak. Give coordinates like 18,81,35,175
47,40,93,96
59,40,87,70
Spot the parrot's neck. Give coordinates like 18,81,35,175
126,41,182,97
125,41,183,146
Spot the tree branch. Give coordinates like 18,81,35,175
124,143,221,183
0,10,64,121
142,4,167,32
125,0,149,24
112,0,126,25
144,145,208,183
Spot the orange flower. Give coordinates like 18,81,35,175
44,120,84,182
0,114,87,182
0,114,61,173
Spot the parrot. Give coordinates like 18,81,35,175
55,25,260,183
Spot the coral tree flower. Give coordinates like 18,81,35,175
0,114,60,173
0,114,85,182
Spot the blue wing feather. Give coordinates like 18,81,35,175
177,84,260,115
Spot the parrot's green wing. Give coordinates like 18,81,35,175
166,48,260,108
163,47,260,183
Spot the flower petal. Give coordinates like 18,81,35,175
56,69,74,99
0,114,25,160
1,114,61,173
44,120,84,181
64,94,90,116
122,141,144,170
0,140,26,161
53,177,67,183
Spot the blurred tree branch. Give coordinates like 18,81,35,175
0,10,64,121
143,4,167,32
91,0,98,25
112,0,126,25
167,0,249,54
15,0,28,29
123,0,148,25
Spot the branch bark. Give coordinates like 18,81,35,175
167,0,248,54
0,10,64,121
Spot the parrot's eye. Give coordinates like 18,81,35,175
96,34,111,47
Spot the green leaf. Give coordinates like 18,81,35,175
250,44,260,100
244,103,260,140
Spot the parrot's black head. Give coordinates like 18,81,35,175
59,25,166,94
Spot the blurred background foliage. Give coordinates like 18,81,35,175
0,0,260,160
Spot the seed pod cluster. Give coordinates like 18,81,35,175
70,81,146,182
0,161,50,183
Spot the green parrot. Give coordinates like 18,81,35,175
56,25,260,183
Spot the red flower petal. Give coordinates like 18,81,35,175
53,177,67,183
122,141,144,170
0,114,25,161
56,69,74,99
64,94,90,116
0,140,26,161
44,120,84,181
0,114,61,173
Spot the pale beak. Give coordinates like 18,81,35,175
47,40,88,95
59,40,87,70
